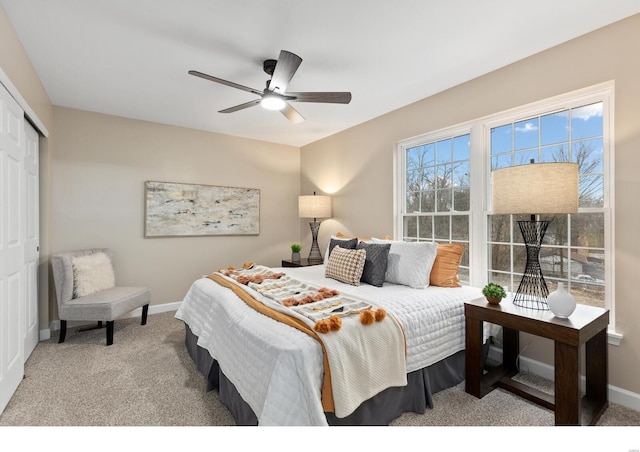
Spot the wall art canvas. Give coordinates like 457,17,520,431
144,181,260,237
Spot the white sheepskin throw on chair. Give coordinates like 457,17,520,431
71,252,116,297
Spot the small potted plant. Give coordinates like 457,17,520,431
291,243,302,261
482,283,507,305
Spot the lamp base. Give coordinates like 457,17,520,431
513,220,550,311
307,220,323,264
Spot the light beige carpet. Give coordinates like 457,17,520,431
1,311,638,450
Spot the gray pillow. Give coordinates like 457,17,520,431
356,241,391,287
326,238,358,263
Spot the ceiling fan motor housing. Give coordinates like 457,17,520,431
263,59,277,76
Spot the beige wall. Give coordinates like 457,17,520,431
301,14,640,395
52,107,300,310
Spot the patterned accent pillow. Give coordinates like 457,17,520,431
325,246,366,286
371,238,438,289
323,237,358,266
430,244,464,287
356,241,391,287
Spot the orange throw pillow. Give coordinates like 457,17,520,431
430,244,464,287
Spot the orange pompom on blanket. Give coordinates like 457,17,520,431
328,315,342,331
374,308,387,322
314,319,331,334
314,315,342,334
360,310,375,325
360,308,387,325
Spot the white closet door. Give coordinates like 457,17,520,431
0,83,25,414
24,121,39,359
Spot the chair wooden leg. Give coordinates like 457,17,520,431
106,321,114,346
58,320,67,343
141,304,149,325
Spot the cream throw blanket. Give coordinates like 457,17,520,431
213,265,407,418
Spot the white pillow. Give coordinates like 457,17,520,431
323,235,338,266
71,252,116,297
371,238,438,289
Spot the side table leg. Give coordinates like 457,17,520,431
465,316,483,397
502,327,519,373
585,328,608,424
555,341,580,425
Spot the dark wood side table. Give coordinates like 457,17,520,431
281,258,323,268
464,297,609,425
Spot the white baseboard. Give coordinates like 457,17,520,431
488,345,640,413
42,300,182,339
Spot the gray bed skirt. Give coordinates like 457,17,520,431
184,323,481,425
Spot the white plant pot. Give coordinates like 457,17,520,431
547,282,576,318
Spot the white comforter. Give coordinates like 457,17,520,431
175,265,488,426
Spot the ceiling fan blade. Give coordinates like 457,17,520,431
189,70,263,96
269,50,302,94
219,99,261,113
287,92,352,104
281,102,305,124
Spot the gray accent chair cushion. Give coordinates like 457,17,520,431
51,248,150,345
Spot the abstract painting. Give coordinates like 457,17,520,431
144,181,260,237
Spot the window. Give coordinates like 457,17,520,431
487,99,610,309
396,82,613,313
397,128,471,283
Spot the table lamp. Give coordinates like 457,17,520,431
298,192,332,264
492,161,578,310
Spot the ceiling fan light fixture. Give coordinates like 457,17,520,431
189,50,351,123
260,95,286,111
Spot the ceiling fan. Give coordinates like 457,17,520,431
189,50,352,124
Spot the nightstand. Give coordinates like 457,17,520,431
464,297,609,425
281,258,323,268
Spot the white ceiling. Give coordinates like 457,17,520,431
3,1,640,147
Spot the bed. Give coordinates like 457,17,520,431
175,238,491,426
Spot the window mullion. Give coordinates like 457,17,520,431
468,120,486,288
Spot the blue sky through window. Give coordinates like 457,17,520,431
490,102,604,206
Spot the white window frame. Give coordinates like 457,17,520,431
395,81,619,341
395,124,473,281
